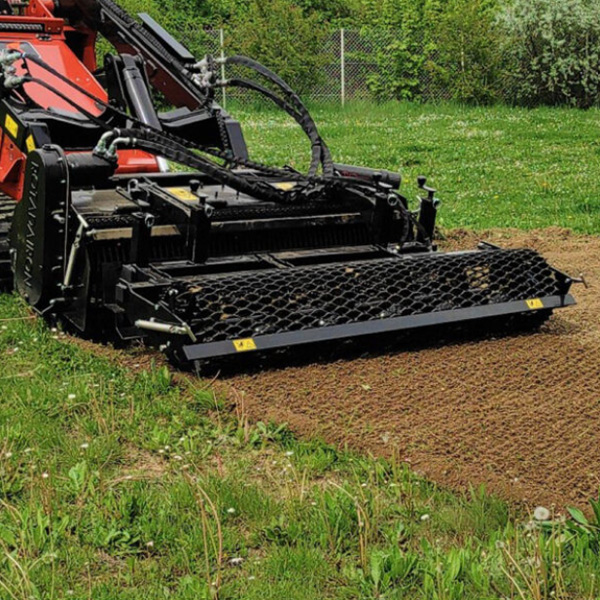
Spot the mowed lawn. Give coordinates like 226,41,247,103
236,101,600,233
2,103,600,599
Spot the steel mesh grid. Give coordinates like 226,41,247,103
166,249,562,343
211,201,365,221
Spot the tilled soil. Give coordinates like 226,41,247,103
220,228,600,511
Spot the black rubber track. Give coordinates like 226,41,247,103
0,194,14,290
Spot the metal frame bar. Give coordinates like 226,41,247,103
182,294,575,361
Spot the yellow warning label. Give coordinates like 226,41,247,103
4,114,18,139
25,134,35,153
526,298,544,310
273,182,297,191
168,187,197,201
232,338,258,352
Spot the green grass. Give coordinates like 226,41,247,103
3,102,600,598
234,101,600,233
2,292,600,599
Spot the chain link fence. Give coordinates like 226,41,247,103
188,28,454,107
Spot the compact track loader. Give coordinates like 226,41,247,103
0,0,576,369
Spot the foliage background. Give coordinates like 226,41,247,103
113,0,600,106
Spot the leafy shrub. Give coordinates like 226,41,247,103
429,0,504,104
100,0,600,108
295,0,359,25
226,0,329,95
499,0,600,108
362,30,433,102
358,0,431,101
357,0,504,104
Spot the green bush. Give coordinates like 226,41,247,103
225,0,329,96
499,0,600,108
428,0,504,104
361,31,433,102
358,0,430,101
295,0,359,25
357,0,504,104
101,0,600,108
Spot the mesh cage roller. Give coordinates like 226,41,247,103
166,248,564,345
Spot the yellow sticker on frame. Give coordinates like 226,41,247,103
25,135,35,153
168,187,197,201
526,298,544,310
232,338,258,352
273,182,297,191
4,114,18,139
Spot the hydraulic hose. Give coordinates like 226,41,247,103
223,77,323,178
17,50,420,239
19,52,305,180
225,55,333,176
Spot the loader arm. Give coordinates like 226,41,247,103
57,0,209,110
55,0,249,158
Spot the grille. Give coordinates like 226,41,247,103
0,23,44,32
212,201,364,221
89,237,186,267
86,219,369,261
166,248,563,343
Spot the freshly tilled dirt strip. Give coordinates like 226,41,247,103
221,228,600,511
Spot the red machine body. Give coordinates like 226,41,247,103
0,0,158,200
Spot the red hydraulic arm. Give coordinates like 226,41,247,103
0,0,167,199
0,0,246,201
